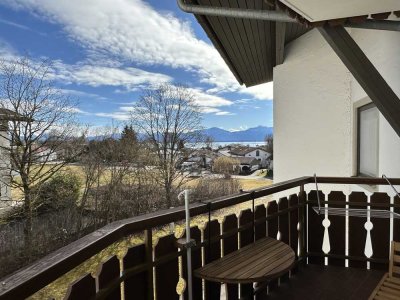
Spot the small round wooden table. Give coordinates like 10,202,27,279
194,236,295,288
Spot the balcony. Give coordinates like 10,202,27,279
0,176,399,300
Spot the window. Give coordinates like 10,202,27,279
256,150,260,157
357,103,379,177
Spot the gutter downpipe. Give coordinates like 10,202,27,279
177,0,297,23
177,0,400,32
345,20,400,32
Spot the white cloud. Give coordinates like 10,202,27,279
238,82,274,101
199,107,221,114
68,107,90,115
119,106,135,112
215,111,235,116
188,88,233,108
53,62,172,90
95,112,130,121
2,0,274,101
0,46,173,91
59,88,107,100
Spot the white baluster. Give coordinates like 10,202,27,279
364,221,373,258
322,218,331,254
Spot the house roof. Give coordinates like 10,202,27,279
237,157,259,165
190,0,400,87
0,108,28,122
229,146,267,156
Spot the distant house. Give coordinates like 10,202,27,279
0,108,28,206
216,145,232,157
219,145,271,168
236,157,260,174
182,149,221,170
34,146,58,163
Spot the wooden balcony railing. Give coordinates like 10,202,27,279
0,176,399,300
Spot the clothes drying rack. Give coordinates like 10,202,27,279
312,174,400,219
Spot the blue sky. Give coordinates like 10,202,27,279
0,0,273,131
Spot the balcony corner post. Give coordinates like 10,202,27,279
299,185,307,265
144,229,154,300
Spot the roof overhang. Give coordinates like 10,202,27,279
188,0,308,87
185,0,400,87
279,0,400,22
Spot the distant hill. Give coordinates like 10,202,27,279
88,125,273,142
200,126,273,142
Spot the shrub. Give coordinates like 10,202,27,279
92,183,166,222
191,178,242,202
213,157,240,177
34,172,81,213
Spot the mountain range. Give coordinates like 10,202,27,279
88,126,273,142
200,126,273,142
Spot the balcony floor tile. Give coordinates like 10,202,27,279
265,264,385,300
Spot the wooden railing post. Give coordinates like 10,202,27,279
144,229,154,300
298,185,306,263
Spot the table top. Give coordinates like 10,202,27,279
194,237,295,284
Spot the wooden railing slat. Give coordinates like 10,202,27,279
394,196,400,243
266,200,279,291
182,226,202,300
204,219,221,300
155,234,179,300
279,197,289,245
307,190,325,265
255,204,267,241
371,192,391,270
64,273,96,300
289,194,299,274
239,209,253,298
222,214,239,300
348,192,368,268
98,256,121,300
123,244,147,300
327,191,346,267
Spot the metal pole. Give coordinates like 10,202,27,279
314,173,321,215
184,190,193,300
382,174,400,199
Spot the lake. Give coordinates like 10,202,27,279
188,141,266,149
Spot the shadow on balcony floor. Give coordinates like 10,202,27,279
266,264,385,300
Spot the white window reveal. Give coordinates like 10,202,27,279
358,103,379,177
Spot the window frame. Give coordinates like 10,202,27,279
357,102,379,177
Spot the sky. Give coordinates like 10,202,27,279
0,0,274,131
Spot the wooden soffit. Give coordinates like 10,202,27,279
190,0,308,87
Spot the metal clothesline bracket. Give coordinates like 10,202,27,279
312,173,400,219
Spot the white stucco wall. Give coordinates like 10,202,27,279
274,27,400,193
245,149,270,166
0,126,11,207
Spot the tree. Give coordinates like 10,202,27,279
121,125,137,144
204,135,214,150
213,156,240,178
264,134,273,160
130,84,202,207
0,57,83,249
